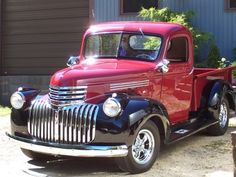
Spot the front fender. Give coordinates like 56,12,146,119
125,98,170,146
92,94,170,146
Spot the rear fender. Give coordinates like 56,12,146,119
208,80,235,118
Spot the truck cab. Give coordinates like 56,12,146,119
7,22,236,174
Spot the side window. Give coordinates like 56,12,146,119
166,37,188,62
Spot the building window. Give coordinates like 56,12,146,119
226,0,236,10
120,0,158,14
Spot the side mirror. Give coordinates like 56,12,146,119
67,56,80,67
156,59,170,73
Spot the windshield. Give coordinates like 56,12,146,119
84,33,162,61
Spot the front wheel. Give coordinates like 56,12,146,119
207,98,229,136
115,120,160,173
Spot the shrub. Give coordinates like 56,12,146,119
206,43,221,68
232,48,236,77
232,61,236,77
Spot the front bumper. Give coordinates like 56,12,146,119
6,133,128,158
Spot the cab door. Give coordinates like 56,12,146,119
160,36,193,124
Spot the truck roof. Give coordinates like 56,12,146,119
87,21,190,37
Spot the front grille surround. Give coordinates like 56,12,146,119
28,100,99,144
49,85,87,107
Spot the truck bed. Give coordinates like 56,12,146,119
191,66,236,111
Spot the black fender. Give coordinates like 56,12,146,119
91,93,170,146
208,80,236,119
10,87,41,136
124,97,171,146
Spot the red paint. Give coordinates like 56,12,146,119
49,21,236,125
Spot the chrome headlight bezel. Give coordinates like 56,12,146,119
103,97,122,117
10,92,26,110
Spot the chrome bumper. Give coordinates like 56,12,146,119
6,133,128,158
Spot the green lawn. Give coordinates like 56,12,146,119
0,106,11,117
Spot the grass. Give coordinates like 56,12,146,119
0,105,11,117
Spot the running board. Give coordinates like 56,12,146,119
167,119,218,144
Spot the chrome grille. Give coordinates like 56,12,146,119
49,85,87,106
28,100,99,144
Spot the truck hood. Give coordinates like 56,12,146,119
50,59,156,87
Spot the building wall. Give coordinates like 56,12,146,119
94,0,236,60
93,0,142,22
0,0,92,105
2,0,90,75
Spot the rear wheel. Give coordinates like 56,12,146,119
207,98,229,136
115,121,160,173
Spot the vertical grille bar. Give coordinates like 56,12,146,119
77,105,82,143
50,108,53,141
84,105,90,143
44,106,48,141
92,106,99,140
72,106,76,143
80,105,86,143
87,105,96,142
40,103,44,140
35,102,40,137
68,108,72,143
28,101,98,144
60,110,64,143
65,108,69,142
47,108,52,141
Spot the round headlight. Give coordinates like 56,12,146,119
10,92,25,109
103,97,121,117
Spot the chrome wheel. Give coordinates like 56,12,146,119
115,121,160,173
219,102,228,128
132,129,155,165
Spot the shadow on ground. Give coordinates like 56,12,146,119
26,157,123,176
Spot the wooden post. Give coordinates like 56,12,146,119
232,131,236,177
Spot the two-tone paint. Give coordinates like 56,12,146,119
7,22,236,158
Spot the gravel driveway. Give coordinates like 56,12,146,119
0,115,235,177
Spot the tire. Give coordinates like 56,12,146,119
115,120,160,174
207,98,229,136
21,148,56,161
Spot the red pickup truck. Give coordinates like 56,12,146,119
7,22,236,173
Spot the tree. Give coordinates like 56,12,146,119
139,7,211,63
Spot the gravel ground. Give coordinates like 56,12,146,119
0,115,235,177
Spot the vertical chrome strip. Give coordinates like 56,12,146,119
61,110,64,143
35,102,40,137
87,105,95,142
38,103,43,138
44,104,48,141
71,106,76,143
29,103,35,135
28,104,32,134
50,108,54,141
74,107,79,143
80,104,86,143
55,110,59,142
40,103,44,140
77,104,82,143
48,106,51,141
65,108,69,142
68,108,72,143
92,106,99,140
83,104,90,143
